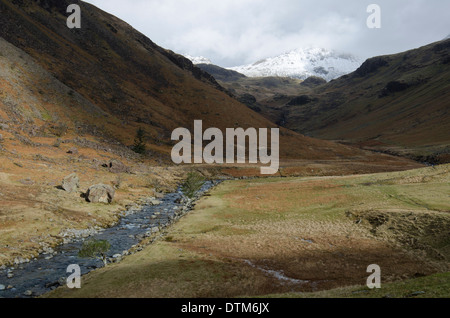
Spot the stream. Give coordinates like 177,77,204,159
0,180,219,298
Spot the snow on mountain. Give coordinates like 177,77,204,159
184,55,212,65
228,48,363,82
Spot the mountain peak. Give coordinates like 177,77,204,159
228,48,363,82
185,55,213,65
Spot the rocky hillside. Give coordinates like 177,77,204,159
195,63,247,82
0,0,418,164
280,39,450,164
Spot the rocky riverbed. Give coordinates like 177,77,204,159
0,180,219,298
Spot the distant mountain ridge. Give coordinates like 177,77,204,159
228,48,363,81
279,39,450,164
185,55,213,65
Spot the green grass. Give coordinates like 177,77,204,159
40,108,52,121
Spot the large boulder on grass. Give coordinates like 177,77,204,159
108,159,129,174
86,184,115,204
62,173,79,193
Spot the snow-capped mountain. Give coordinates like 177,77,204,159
184,55,212,65
228,48,363,82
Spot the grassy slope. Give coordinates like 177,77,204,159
283,40,450,162
0,0,400,163
45,164,449,298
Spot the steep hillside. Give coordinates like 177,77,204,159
0,0,241,153
196,63,247,82
0,0,420,165
281,39,450,164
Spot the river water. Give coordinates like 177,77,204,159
0,180,218,298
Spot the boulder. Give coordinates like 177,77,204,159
151,199,162,205
67,148,79,155
86,184,115,203
108,159,129,173
62,173,79,193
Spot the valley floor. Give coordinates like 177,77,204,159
0,127,421,268
44,164,450,298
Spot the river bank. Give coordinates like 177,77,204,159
44,165,450,298
0,180,220,298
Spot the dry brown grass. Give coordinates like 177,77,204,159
45,164,449,298
0,132,183,266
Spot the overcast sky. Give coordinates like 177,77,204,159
84,0,450,67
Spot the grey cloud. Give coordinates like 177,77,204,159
85,0,450,66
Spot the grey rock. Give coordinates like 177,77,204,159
108,159,129,174
67,148,79,155
0,284,5,291
19,178,35,185
151,227,159,233
23,290,33,296
62,173,79,193
86,184,115,204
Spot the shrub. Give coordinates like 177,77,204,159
148,176,162,192
112,174,124,190
181,171,205,198
132,127,146,154
78,239,111,266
